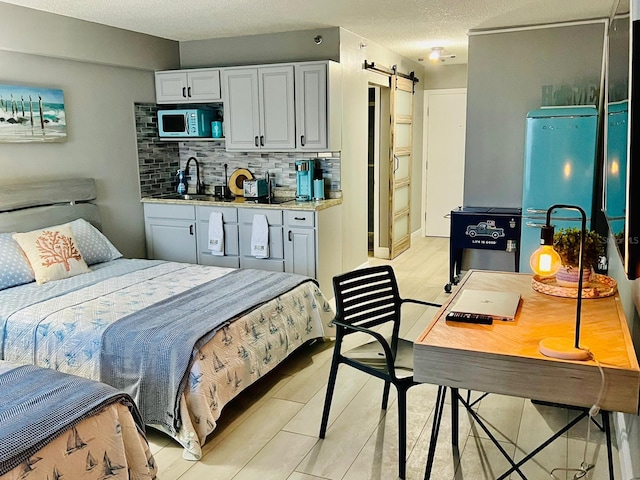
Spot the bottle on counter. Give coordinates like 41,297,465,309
176,170,187,195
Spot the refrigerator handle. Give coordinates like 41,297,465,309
526,208,548,214
525,221,547,228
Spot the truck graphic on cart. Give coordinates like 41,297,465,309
465,220,505,239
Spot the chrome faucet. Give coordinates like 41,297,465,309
185,157,204,194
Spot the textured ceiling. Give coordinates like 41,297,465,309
0,0,614,65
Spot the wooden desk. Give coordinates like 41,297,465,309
414,270,640,479
415,270,640,414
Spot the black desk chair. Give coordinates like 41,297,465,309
319,265,442,479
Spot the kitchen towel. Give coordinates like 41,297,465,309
208,211,225,256
250,214,269,258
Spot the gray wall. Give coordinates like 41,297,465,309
465,21,606,208
180,28,340,68
0,3,179,258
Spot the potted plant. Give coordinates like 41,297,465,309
553,227,605,286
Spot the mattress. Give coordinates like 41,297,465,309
0,259,333,460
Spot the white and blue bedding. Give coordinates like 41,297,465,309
0,360,157,480
0,258,333,460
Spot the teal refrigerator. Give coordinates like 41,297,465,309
519,106,599,272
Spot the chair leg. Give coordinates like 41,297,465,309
397,386,407,479
382,380,391,410
319,356,341,439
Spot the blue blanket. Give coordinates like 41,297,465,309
0,363,142,475
100,268,315,433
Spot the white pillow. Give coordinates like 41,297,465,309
13,224,91,285
69,218,122,265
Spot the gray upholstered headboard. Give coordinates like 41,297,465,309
0,178,102,233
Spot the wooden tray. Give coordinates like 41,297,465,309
531,273,617,299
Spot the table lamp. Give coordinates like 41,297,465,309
529,204,590,361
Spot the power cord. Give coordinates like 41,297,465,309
549,349,606,480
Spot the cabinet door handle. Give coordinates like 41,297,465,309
255,136,259,147
182,87,187,98
260,135,265,146
300,135,305,146
294,216,306,221
189,224,194,235
288,230,292,241
187,86,192,97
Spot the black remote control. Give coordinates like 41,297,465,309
445,311,493,325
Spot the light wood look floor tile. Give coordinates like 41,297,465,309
148,237,620,479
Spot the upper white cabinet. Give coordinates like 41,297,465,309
295,63,328,151
155,68,222,104
295,61,341,152
222,65,296,151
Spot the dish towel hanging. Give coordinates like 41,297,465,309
250,214,270,258
208,211,225,256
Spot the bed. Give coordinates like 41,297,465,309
0,178,334,461
0,359,157,480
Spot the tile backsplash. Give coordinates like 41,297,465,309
135,103,341,197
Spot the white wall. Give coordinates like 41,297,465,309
0,3,180,258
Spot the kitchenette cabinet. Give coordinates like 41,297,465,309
196,205,240,268
238,207,285,271
153,61,341,151
222,65,296,151
143,203,197,263
295,63,328,151
284,210,316,277
142,199,342,294
155,68,222,104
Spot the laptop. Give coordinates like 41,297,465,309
450,289,521,321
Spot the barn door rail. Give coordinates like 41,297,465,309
364,60,419,92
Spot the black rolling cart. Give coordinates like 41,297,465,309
445,207,522,292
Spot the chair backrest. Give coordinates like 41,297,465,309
333,265,402,332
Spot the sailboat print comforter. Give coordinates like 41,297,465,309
0,360,157,480
0,259,333,460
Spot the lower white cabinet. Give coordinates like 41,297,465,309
196,205,240,268
144,203,197,263
238,208,284,272
284,210,316,278
143,202,342,295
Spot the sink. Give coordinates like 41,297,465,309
247,197,295,205
162,194,217,201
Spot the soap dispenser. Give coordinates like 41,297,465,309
176,170,187,195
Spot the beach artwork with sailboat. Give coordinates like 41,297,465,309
0,83,66,143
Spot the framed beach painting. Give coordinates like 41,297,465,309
0,83,67,143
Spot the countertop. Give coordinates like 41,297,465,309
141,193,342,212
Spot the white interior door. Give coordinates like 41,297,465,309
423,89,467,237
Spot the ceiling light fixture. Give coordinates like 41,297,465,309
427,47,456,62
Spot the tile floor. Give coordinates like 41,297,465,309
147,236,618,479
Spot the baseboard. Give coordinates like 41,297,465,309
614,412,636,479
